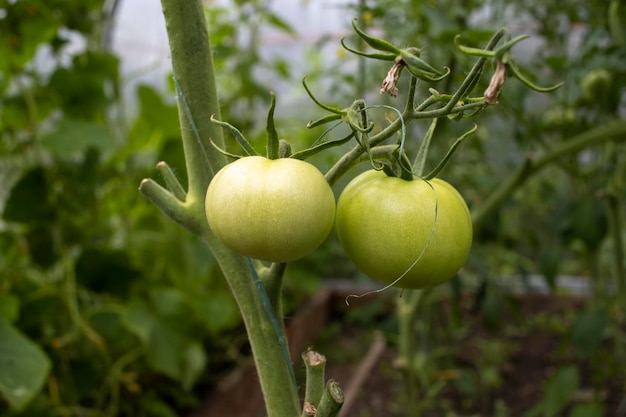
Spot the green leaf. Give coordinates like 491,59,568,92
147,320,186,380
47,50,120,120
571,308,607,358
180,341,207,390
127,85,181,154
266,12,295,35
0,294,20,323
139,395,180,417
122,301,154,343
527,366,579,417
121,300,207,389
149,287,193,319
194,292,239,335
0,1,59,78
75,248,140,297
539,244,562,290
147,321,206,389
25,225,59,268
39,119,114,160
569,402,604,417
2,168,55,224
0,319,51,411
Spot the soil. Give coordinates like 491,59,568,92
322,292,626,417
190,289,626,417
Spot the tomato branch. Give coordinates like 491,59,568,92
324,29,507,185
472,119,626,231
158,0,226,210
143,2,302,417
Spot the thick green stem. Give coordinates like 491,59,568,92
260,262,288,314
397,289,424,417
150,2,300,416
472,119,626,231
207,238,300,417
160,0,226,205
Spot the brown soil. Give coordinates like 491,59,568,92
191,290,626,417
324,293,626,417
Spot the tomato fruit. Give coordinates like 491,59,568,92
205,156,336,263
335,170,472,289
580,68,612,103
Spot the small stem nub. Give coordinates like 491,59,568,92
301,349,327,416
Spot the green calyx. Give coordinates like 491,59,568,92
210,89,362,162
209,92,295,160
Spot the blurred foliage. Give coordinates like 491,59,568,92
333,0,626,293
0,0,290,415
337,1,626,415
1,0,625,415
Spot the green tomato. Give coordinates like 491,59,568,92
336,170,472,289
580,68,612,103
205,156,335,263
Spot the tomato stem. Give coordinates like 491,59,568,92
472,119,626,232
159,0,225,196
314,380,344,417
301,349,327,416
325,30,507,186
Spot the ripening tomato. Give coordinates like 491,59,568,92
205,156,335,263
335,170,472,289
580,68,612,103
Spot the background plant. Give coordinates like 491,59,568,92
342,1,626,415
1,1,625,417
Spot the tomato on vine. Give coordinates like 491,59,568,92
205,156,336,263
335,170,472,289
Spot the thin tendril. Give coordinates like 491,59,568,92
359,104,412,174
312,120,344,146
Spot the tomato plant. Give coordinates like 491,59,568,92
205,155,336,263
335,170,472,289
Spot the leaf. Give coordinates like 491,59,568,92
47,51,119,120
0,294,20,323
126,85,181,153
179,341,207,390
565,196,608,250
139,395,180,417
528,366,580,417
571,308,607,358
569,402,604,417
122,301,155,344
2,168,55,224
266,12,296,35
0,319,51,410
194,292,240,335
539,244,562,290
0,1,59,77
147,320,186,380
75,248,141,297
25,225,59,268
39,119,114,160
121,300,206,389
149,287,194,319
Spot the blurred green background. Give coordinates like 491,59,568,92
1,0,624,416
